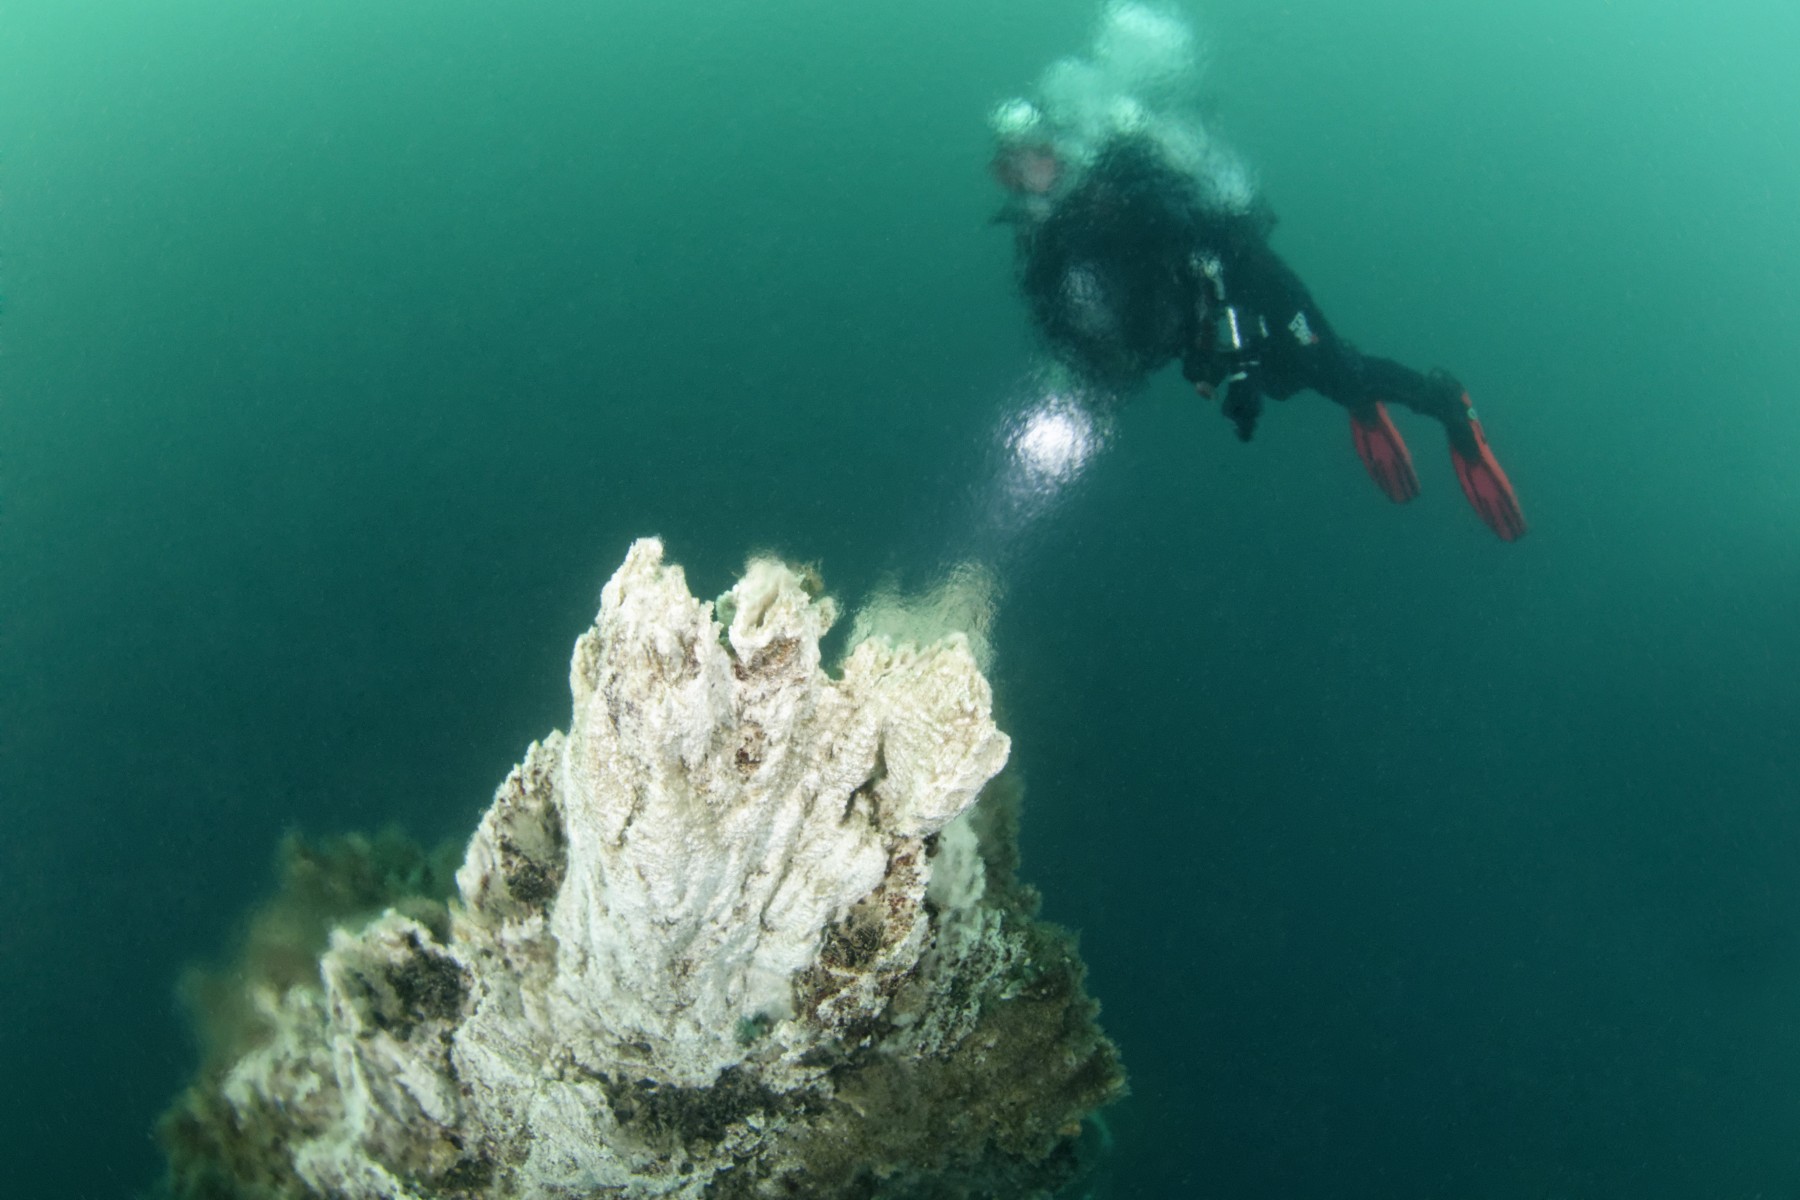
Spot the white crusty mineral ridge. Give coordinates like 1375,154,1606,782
175,539,1121,1199
541,539,1007,1079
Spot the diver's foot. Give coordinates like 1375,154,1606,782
1447,393,1527,541
1349,402,1421,503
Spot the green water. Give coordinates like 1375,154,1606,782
3,1,1798,1195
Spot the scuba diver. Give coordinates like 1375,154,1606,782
989,6,1526,541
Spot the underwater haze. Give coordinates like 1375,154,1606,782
4,0,1800,1195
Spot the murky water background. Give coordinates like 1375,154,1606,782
3,1,1798,1194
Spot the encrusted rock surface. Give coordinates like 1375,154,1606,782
163,539,1122,1198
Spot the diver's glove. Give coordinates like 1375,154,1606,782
1348,402,1421,503
1435,374,1527,541
1220,385,1262,442
1198,361,1264,442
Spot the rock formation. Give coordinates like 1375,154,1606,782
163,539,1122,1198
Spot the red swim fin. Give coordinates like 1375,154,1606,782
1448,393,1527,541
1349,402,1421,503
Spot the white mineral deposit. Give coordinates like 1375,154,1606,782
165,540,1121,1198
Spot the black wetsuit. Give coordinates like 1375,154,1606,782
1013,137,1467,445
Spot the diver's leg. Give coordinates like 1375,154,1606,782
1362,358,1528,541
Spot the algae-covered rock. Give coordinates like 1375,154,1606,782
162,539,1123,1198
